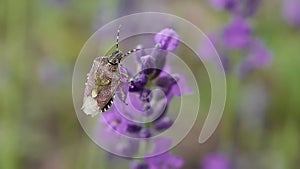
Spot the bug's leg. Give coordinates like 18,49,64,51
121,71,129,79
118,85,128,105
119,64,130,83
120,67,129,80
121,72,130,84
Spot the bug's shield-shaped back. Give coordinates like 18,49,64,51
82,56,121,117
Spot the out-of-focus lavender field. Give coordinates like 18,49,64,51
1,0,300,169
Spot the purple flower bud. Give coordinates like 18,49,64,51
282,0,300,28
129,72,148,92
143,44,168,80
154,28,180,51
154,116,173,131
141,55,156,75
223,17,252,49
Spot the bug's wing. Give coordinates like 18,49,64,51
82,57,103,117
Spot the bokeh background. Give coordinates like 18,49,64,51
1,0,300,169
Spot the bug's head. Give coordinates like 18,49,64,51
108,50,123,65
107,25,140,65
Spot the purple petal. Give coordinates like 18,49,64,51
141,55,156,75
154,28,180,51
149,44,168,79
170,74,193,97
154,116,173,131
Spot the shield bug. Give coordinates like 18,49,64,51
82,25,139,117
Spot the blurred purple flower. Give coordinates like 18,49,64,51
199,35,231,72
202,153,230,169
247,40,272,67
282,0,300,28
145,138,184,169
239,40,272,77
233,0,261,17
208,0,236,11
241,0,261,17
131,138,184,169
154,28,180,51
223,17,252,49
209,0,261,17
143,153,184,169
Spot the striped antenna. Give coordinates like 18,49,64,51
116,25,121,51
124,48,140,57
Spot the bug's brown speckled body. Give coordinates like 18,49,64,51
81,26,139,117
